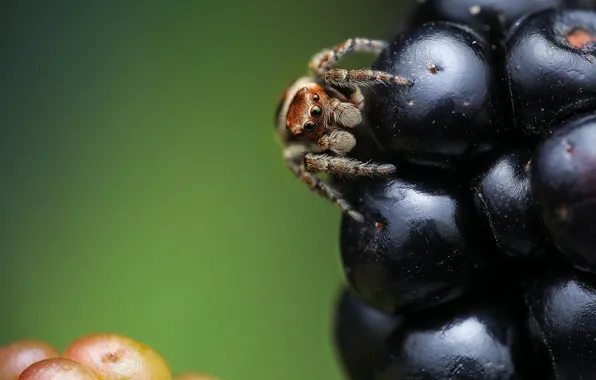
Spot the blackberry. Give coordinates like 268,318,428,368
274,1,596,378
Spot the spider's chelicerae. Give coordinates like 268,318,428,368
275,37,411,222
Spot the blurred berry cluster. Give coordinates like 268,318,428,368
0,333,219,380
331,0,596,378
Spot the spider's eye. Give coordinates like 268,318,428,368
313,94,320,101
310,106,323,118
303,122,317,132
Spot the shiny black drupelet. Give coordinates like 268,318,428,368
406,0,563,47
332,288,400,380
376,294,532,380
339,172,491,315
332,287,535,380
472,150,545,258
364,21,502,168
532,113,596,274
505,9,596,137
523,266,596,379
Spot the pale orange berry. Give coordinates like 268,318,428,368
174,373,221,380
0,340,59,380
63,333,171,380
18,358,98,380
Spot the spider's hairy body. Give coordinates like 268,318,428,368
275,38,411,222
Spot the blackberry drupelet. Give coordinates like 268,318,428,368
364,21,502,168
523,266,596,379
472,150,546,258
332,288,400,380
376,293,532,380
505,9,596,137
339,172,490,314
407,0,563,47
531,113,596,274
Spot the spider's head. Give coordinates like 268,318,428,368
285,83,328,140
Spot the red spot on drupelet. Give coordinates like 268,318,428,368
565,28,596,49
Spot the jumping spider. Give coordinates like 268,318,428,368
275,37,411,222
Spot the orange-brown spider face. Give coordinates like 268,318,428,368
286,84,329,140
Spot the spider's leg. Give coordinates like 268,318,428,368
309,37,387,76
308,37,412,90
325,68,411,88
305,153,396,177
284,143,363,222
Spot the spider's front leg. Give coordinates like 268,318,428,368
325,68,412,89
307,130,396,177
308,37,411,88
305,153,396,178
309,37,387,76
283,143,364,222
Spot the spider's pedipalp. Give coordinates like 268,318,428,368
317,130,356,156
329,99,362,128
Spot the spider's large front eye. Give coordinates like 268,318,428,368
310,106,323,118
304,122,317,132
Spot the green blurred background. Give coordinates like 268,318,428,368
0,1,409,379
